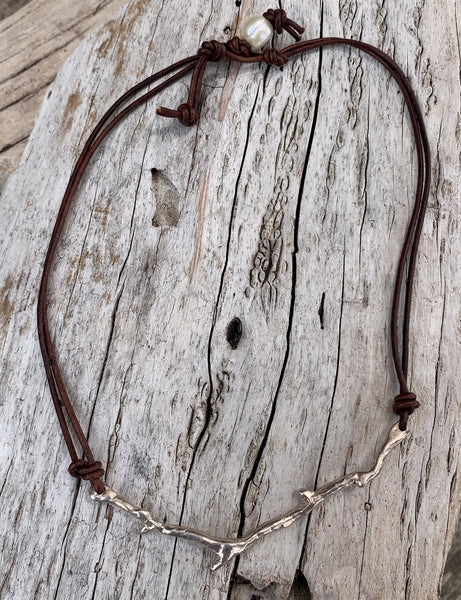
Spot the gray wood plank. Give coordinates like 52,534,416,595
0,0,460,598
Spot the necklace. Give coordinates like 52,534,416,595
37,7,430,571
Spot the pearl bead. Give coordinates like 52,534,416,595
240,15,274,52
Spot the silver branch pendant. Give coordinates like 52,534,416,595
90,422,408,570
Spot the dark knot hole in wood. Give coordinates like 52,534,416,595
226,316,242,349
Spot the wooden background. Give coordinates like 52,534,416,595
0,0,460,599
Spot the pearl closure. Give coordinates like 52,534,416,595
240,15,274,52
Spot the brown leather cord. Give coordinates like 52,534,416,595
37,9,430,491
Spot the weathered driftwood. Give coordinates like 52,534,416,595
0,0,460,599
91,422,409,572
0,0,128,192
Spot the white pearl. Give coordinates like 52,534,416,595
240,15,274,52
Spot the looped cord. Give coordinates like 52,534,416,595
155,102,198,126
157,10,305,127
38,7,430,491
177,102,199,126
393,392,420,430
68,460,105,490
198,39,227,62
262,48,288,67
226,36,252,57
263,8,305,41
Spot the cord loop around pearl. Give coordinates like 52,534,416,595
155,9,304,128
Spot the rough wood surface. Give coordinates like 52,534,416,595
0,0,128,192
0,0,32,21
442,527,461,600
0,1,460,599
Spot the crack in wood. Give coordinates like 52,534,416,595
230,9,326,596
358,87,370,271
299,239,346,568
1,0,459,597
318,291,325,330
164,62,262,600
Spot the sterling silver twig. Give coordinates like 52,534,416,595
90,421,408,570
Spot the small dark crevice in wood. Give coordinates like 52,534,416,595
404,542,413,599
0,461,12,499
427,284,447,482
318,291,325,329
115,119,147,288
128,535,143,600
227,570,311,599
288,569,312,600
52,476,85,600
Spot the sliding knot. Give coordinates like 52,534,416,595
157,103,198,127
199,40,227,62
68,459,104,481
262,48,288,67
393,391,419,415
226,36,252,57
393,391,419,430
177,103,198,126
263,8,305,41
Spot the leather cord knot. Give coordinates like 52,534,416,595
393,391,419,415
262,48,288,67
199,40,227,62
156,100,199,127
393,391,420,430
37,7,430,496
69,459,105,481
176,102,199,126
225,36,252,57
156,9,303,127
263,8,305,41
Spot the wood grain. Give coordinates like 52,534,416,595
0,0,129,192
0,0,32,21
0,0,460,598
